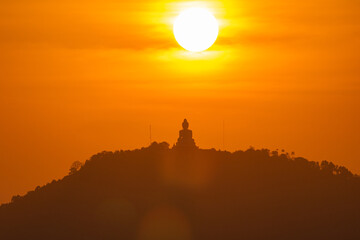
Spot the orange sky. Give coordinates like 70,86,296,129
1,0,360,203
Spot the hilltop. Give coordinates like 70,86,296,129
1,142,360,240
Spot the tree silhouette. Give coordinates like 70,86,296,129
69,161,83,175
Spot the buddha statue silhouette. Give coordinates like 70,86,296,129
174,119,197,149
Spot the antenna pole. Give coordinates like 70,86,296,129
223,120,225,150
149,124,152,145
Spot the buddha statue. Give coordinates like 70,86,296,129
174,119,197,149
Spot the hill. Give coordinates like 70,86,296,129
1,142,360,240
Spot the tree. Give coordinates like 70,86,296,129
69,161,83,175
321,160,336,175
11,195,21,203
336,166,353,178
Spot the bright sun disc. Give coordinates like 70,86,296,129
173,8,219,52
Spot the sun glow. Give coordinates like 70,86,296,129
173,8,219,52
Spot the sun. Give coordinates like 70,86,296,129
173,8,219,52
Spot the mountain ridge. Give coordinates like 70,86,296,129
1,142,359,240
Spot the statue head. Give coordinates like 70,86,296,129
182,119,189,130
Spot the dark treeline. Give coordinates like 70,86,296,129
1,142,360,240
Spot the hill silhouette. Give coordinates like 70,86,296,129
1,141,360,240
